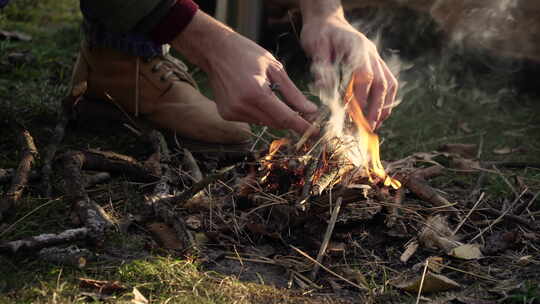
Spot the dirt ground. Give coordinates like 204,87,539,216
1,2,539,304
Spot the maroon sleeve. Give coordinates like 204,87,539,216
150,0,199,45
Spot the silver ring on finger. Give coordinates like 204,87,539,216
268,82,280,92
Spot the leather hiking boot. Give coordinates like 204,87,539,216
69,41,252,145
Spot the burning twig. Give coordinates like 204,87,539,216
0,121,39,220
386,187,404,228
298,143,324,206
310,196,343,280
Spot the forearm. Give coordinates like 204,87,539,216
299,0,344,22
171,10,235,73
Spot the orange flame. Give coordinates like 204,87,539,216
260,138,291,183
344,76,401,189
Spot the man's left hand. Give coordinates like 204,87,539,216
301,14,398,130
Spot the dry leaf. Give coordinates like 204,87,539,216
419,215,461,252
426,257,444,273
450,157,481,171
341,269,369,290
438,143,477,158
412,257,444,273
393,272,461,293
132,287,149,304
517,255,534,266
493,147,513,155
184,192,213,211
327,241,346,253
146,222,183,250
400,240,419,263
449,244,483,260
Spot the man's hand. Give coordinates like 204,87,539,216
300,0,398,130
172,11,318,134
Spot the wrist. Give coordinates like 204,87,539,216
300,0,345,23
171,10,234,73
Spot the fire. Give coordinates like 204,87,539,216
343,75,401,189
258,74,400,193
260,138,290,183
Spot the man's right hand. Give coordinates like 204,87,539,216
171,11,318,134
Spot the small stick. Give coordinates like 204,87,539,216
470,189,527,242
483,208,537,230
453,192,485,235
493,166,519,200
183,148,203,182
1,122,38,220
291,245,368,291
60,151,113,241
405,175,456,211
482,161,540,170
386,187,404,228
298,144,324,207
0,227,89,254
163,165,236,206
310,196,343,280
514,190,540,216
416,259,430,304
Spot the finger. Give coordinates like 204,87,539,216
217,96,278,129
375,60,398,130
267,65,318,114
365,59,388,131
352,61,374,112
254,90,314,135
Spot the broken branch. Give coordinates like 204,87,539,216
1,122,38,220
